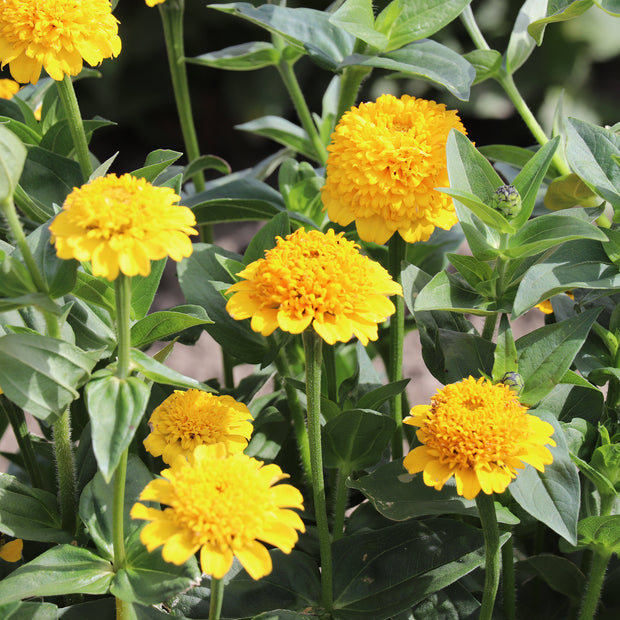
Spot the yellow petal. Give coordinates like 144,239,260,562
235,539,272,580
0,539,23,562
200,544,234,579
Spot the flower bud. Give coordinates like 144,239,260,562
491,185,522,218
501,372,524,396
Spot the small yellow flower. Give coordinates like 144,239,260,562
0,538,23,562
535,291,574,314
145,0,166,5
322,94,466,245
0,0,121,84
143,389,254,465
403,376,556,500
226,228,402,345
0,78,19,99
49,173,197,281
131,444,305,580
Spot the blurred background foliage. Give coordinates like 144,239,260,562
12,0,620,178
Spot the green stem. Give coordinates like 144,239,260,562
277,58,328,165
112,449,128,572
302,330,333,612
209,577,225,620
53,407,77,534
388,234,406,459
56,75,92,180
222,351,235,390
158,0,210,241
323,344,338,404
0,397,43,489
332,469,349,541
114,275,132,381
578,549,611,620
501,534,516,620
460,5,571,176
274,349,312,490
481,314,498,341
335,39,372,122
476,493,501,620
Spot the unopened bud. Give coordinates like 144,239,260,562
501,372,524,396
491,185,521,218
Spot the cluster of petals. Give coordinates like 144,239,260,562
322,94,466,245
403,376,556,500
49,173,197,281
0,0,121,84
143,389,254,465
225,227,402,345
131,443,305,580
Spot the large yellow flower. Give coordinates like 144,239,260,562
226,228,402,345
49,173,197,281
0,78,19,99
131,443,305,580
322,94,466,245
143,389,254,465
0,0,121,84
403,376,556,500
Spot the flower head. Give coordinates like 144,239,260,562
0,538,22,562
131,444,305,580
145,0,166,5
143,389,254,465
403,376,556,500
535,291,574,314
226,228,402,345
0,0,121,84
322,94,466,245
49,173,197,281
0,78,19,99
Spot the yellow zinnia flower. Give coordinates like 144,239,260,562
0,78,19,99
0,0,121,84
226,228,402,345
403,376,556,500
131,443,305,580
0,538,23,562
322,94,466,245
143,389,254,465
535,291,575,314
145,0,166,5
49,173,198,281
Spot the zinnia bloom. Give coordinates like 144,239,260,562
49,173,197,281
322,94,466,245
226,227,402,345
403,376,556,500
143,389,253,465
0,538,22,562
131,444,305,580
0,0,121,84
0,78,19,99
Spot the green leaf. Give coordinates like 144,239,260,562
509,413,580,544
190,41,280,71
565,117,620,208
593,0,620,15
0,601,57,620
0,248,36,297
183,155,231,181
79,455,156,561
355,379,410,411
0,472,72,543
330,0,388,50
322,409,395,472
504,213,607,259
544,172,599,210
0,292,60,314
131,150,182,183
523,554,585,605
85,375,151,482
129,348,212,391
439,187,514,233
130,258,168,320
339,40,474,100
130,307,212,349
576,515,620,554
463,49,502,84
492,314,518,382
243,211,291,265
516,308,601,404
332,519,502,619
349,459,519,524
111,528,201,604
209,3,355,71
528,1,593,45
0,545,113,603
0,124,27,201
538,380,604,424
377,0,473,51
505,0,548,74
72,271,116,313
236,116,316,161
0,333,97,422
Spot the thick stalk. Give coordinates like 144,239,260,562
302,330,333,612
56,75,92,180
53,408,78,534
578,549,611,620
158,0,210,239
113,275,133,620
209,577,225,620
274,349,312,489
501,535,516,620
277,58,328,165
388,234,406,458
476,493,501,620
335,38,372,122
